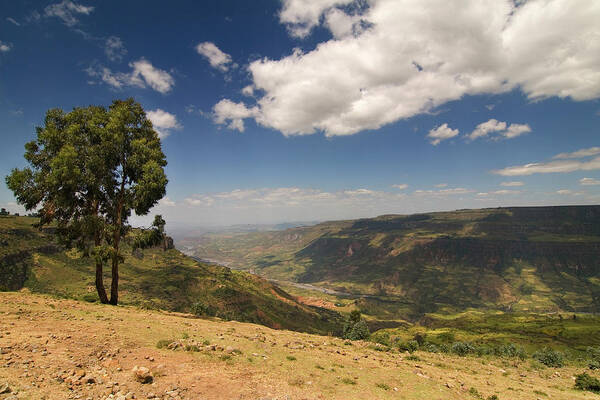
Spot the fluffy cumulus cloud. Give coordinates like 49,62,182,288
468,119,531,141
214,0,600,137
104,36,127,62
580,177,600,186
427,124,459,145
147,109,182,139
213,100,259,132
196,42,234,72
0,41,11,52
86,58,174,94
44,0,93,26
495,146,600,176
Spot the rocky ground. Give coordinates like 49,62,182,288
0,291,598,400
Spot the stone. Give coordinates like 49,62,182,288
0,383,11,394
132,366,153,384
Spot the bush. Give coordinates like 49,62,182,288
397,340,419,353
574,373,600,393
343,312,370,340
533,348,564,368
452,341,475,357
191,301,217,317
82,293,98,303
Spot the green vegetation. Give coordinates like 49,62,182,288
574,373,600,393
0,216,343,335
533,348,565,367
343,310,370,340
185,206,600,322
5,99,168,305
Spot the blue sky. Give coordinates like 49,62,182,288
1,0,599,227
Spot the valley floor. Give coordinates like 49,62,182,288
0,291,598,400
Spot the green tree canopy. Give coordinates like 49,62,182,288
5,98,167,304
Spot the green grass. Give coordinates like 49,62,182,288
0,216,344,335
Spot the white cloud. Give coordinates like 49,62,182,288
147,109,182,139
196,42,233,72
503,123,531,139
215,0,600,137
0,41,11,52
158,197,176,207
468,118,530,140
414,187,474,196
580,177,600,186
86,58,174,94
556,189,572,195
213,99,259,132
553,146,600,159
434,183,448,188
427,124,459,145
500,181,524,187
494,157,600,176
44,0,93,26
279,0,355,38
492,189,521,195
6,17,20,26
392,184,408,190
242,85,255,96
105,36,127,62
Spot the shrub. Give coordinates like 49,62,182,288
589,360,600,370
341,377,356,385
156,339,173,349
286,355,297,361
405,354,421,361
532,348,564,368
396,340,419,353
375,382,390,390
82,293,98,303
425,344,440,353
344,318,370,341
574,373,600,393
191,301,217,317
452,342,475,357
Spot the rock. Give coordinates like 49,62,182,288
445,382,453,388
0,383,11,394
132,366,153,384
146,393,156,399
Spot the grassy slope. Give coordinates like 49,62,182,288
184,206,600,321
0,215,343,335
1,291,599,400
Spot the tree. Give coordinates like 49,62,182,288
0,208,8,216
343,310,370,340
5,98,167,305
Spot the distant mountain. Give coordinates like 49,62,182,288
184,206,600,320
0,216,342,335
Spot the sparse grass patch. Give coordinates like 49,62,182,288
219,354,232,361
315,364,325,370
288,377,304,387
533,389,547,396
375,382,390,390
468,387,482,398
341,377,356,385
286,355,296,361
405,354,421,361
156,339,173,349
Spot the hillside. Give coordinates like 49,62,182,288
1,291,598,400
183,206,600,321
0,215,342,335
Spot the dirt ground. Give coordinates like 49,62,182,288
0,291,598,400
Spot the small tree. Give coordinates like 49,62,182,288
0,208,8,216
6,98,167,305
343,310,370,340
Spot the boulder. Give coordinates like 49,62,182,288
132,366,153,384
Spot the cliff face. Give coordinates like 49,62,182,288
292,206,600,316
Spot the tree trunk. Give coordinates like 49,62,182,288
109,258,118,305
95,260,109,304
